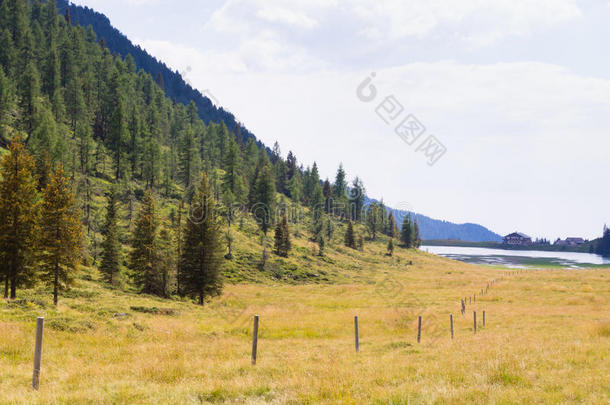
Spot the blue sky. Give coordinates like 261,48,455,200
72,0,610,240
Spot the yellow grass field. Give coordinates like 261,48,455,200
1,247,609,404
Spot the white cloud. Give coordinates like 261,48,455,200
72,0,609,239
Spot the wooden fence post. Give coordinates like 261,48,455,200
450,314,454,339
32,317,44,390
483,310,486,327
473,311,477,334
417,316,422,343
251,315,259,365
354,316,359,352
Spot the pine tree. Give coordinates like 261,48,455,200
401,213,414,248
222,136,246,203
333,163,347,198
0,138,39,299
322,179,332,214
129,189,163,295
366,202,382,240
157,227,175,297
179,173,224,305
108,95,127,179
318,236,325,257
387,239,394,257
17,61,41,134
350,177,365,221
287,172,302,203
179,126,200,190
414,219,422,248
100,186,121,284
387,211,398,238
274,212,291,257
38,164,82,306
344,220,356,249
253,161,276,234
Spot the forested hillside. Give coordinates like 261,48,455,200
54,0,258,147
0,0,426,305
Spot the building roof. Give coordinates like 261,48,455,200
504,232,531,239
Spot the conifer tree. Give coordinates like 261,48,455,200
157,227,175,297
253,161,276,234
274,212,291,257
387,211,398,238
318,236,325,257
414,219,422,248
0,138,39,299
100,186,121,284
401,213,414,248
333,163,347,198
222,136,246,203
287,172,302,203
344,220,356,249
38,164,82,306
179,127,200,190
350,177,365,221
387,239,394,257
179,173,224,305
129,189,162,295
18,61,40,134
322,179,332,214
366,202,382,240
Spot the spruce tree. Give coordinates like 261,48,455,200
100,186,121,284
401,213,414,248
414,219,422,248
253,162,276,234
274,212,291,257
318,236,325,257
0,138,39,299
129,189,162,295
387,211,398,238
179,173,224,305
222,136,246,203
387,239,394,257
344,220,356,249
38,164,82,306
333,163,347,198
350,177,365,221
366,202,382,240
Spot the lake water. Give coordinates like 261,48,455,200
420,245,610,268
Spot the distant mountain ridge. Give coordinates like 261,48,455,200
363,198,502,242
61,1,502,243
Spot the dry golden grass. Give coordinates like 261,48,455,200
1,245,609,404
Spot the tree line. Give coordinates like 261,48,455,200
0,0,422,305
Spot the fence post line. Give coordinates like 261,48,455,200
473,311,477,334
417,316,422,343
354,316,359,352
32,317,44,390
251,315,259,365
450,314,454,339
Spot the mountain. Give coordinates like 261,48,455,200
57,0,502,243
363,198,502,242
56,0,261,148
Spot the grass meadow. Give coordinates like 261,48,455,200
1,243,609,404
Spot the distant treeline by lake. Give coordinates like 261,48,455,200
423,239,597,254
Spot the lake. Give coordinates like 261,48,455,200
420,245,610,268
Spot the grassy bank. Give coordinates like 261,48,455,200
1,244,609,404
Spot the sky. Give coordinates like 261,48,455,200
71,0,610,241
